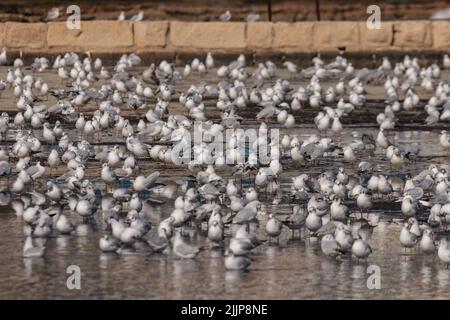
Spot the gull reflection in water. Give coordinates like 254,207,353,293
420,264,432,288
225,269,246,294
437,268,449,289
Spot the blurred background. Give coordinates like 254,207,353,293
1,0,450,23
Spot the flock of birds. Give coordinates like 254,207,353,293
45,8,260,23
0,46,450,273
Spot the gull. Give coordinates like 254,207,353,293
229,236,254,256
332,180,347,199
94,57,102,70
170,207,190,227
18,170,32,186
46,7,60,21
224,251,252,270
284,205,306,237
45,181,63,202
110,218,126,240
351,235,372,262
100,67,111,79
145,226,169,253
0,81,5,98
172,231,200,259
117,11,125,21
399,221,418,251
438,239,450,267
356,189,372,214
12,200,27,217
343,145,356,163
22,206,41,224
101,163,118,186
112,188,132,202
382,57,392,70
283,61,297,75
305,208,322,234
420,229,436,254
401,195,417,218
0,48,6,65
23,236,45,258
55,214,75,235
245,13,260,22
208,220,224,244
232,200,261,225
129,193,142,212
321,234,342,257
335,223,354,253
308,195,329,216
219,10,232,21
75,113,86,132
439,130,450,149
100,235,120,253
330,196,349,222
376,129,390,149
130,10,144,22
226,180,239,197
244,188,258,203
120,225,142,245
26,162,46,180
235,224,264,248
0,160,11,176
444,54,450,69
206,52,214,69
74,198,97,218
265,214,283,242
48,149,61,173
128,213,151,237
133,171,160,192
12,177,26,193
126,135,149,157
33,214,53,238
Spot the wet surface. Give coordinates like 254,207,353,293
0,63,450,299
1,210,450,299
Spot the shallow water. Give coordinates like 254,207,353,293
1,208,449,299
0,66,450,299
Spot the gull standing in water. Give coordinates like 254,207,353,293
172,231,201,259
351,235,372,262
265,214,283,243
224,251,252,270
438,239,450,267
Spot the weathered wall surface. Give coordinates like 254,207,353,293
0,21,448,54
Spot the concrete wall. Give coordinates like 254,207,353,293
0,21,448,53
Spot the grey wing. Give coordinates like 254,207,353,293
48,103,63,113
238,239,254,251
233,207,255,224
146,236,168,252
145,171,160,186
28,192,46,205
301,143,315,156
314,221,336,237
256,105,275,119
403,187,424,200
26,166,39,177
0,161,10,174
114,168,130,178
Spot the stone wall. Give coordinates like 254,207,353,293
0,20,448,53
